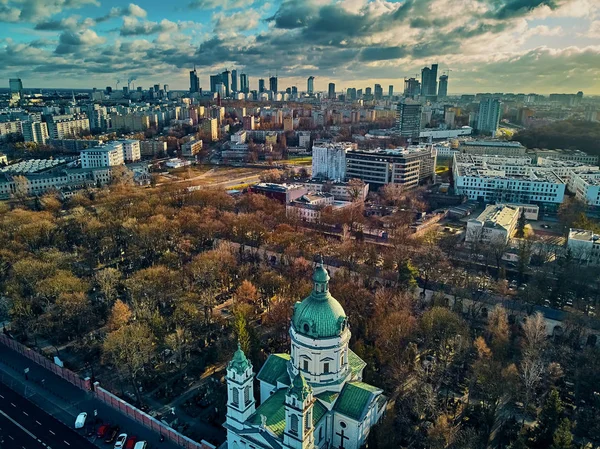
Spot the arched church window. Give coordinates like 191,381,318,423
303,360,309,372
244,386,251,405
291,414,299,435
232,388,239,406
324,362,330,374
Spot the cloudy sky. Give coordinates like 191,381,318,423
1,0,599,94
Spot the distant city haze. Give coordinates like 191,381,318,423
0,0,599,94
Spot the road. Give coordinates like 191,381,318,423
0,384,97,449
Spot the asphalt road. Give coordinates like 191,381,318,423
0,384,97,449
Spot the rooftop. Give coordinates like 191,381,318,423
1,158,67,174
461,140,524,148
568,228,600,242
474,204,520,229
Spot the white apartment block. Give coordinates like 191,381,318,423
567,228,600,265
181,139,203,157
22,121,49,144
311,142,356,181
231,130,247,144
300,180,369,202
119,140,141,162
298,132,311,149
80,142,125,168
0,120,23,141
286,193,336,223
568,172,600,207
453,154,566,204
47,115,90,139
460,140,526,157
140,140,167,157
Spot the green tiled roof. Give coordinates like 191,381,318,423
249,389,287,437
257,353,290,386
277,372,291,386
348,349,367,376
248,388,328,439
291,263,347,339
334,382,382,421
316,391,339,404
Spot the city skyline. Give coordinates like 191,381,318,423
0,0,599,94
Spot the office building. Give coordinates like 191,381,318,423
404,77,421,98
249,183,308,203
532,149,598,165
421,63,438,98
189,67,200,93
210,74,221,93
307,76,314,94
22,121,49,144
438,75,448,98
346,145,437,189
476,98,502,135
9,78,23,105
231,69,238,93
567,229,600,265
300,180,369,202
221,70,231,97
465,204,521,244
328,83,336,100
269,76,278,93
81,142,125,168
240,73,249,94
460,140,526,157
453,154,566,204
258,78,265,93
374,84,383,100
291,86,298,97
388,85,393,98
312,142,355,181
347,88,357,100
396,100,422,140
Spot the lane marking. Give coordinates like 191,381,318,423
0,408,39,441
0,394,4,398
22,411,28,416
10,403,16,407
49,430,55,435
36,420,42,425
9,435,14,440
63,441,70,446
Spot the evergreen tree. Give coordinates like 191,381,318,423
535,390,564,448
516,212,527,238
550,419,573,449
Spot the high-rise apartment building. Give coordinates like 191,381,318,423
47,114,90,139
347,88,357,100
312,142,355,181
9,78,23,106
438,75,448,98
221,70,231,97
404,77,421,98
269,76,278,93
396,100,422,140
307,76,314,94
476,98,502,135
328,83,336,99
421,63,438,98
258,78,265,93
201,118,218,142
242,115,255,130
388,85,393,98
240,73,249,94
22,121,49,144
231,69,238,93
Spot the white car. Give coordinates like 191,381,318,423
114,433,128,449
134,442,147,449
74,412,87,429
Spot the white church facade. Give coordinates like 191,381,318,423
224,262,388,449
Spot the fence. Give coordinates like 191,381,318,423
0,334,215,449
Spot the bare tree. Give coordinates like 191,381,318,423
520,356,544,412
522,312,547,359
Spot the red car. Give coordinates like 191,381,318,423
125,436,138,449
97,424,110,438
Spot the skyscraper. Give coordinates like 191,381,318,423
438,75,448,98
210,74,222,93
307,76,314,94
240,73,249,94
347,88,357,100
9,78,23,105
421,64,438,98
221,69,231,97
328,83,336,99
231,69,238,93
388,85,393,98
291,86,298,97
476,98,502,135
396,100,422,140
258,79,265,93
374,84,383,100
269,76,278,93
404,77,421,99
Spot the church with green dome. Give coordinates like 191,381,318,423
223,261,388,449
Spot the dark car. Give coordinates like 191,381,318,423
97,424,110,438
104,426,120,444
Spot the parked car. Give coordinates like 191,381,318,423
125,436,138,449
75,412,87,429
133,442,147,449
114,433,128,449
105,426,120,444
97,424,110,438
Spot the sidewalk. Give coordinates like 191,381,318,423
0,343,183,449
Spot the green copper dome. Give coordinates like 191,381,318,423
292,262,347,339
228,343,251,375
